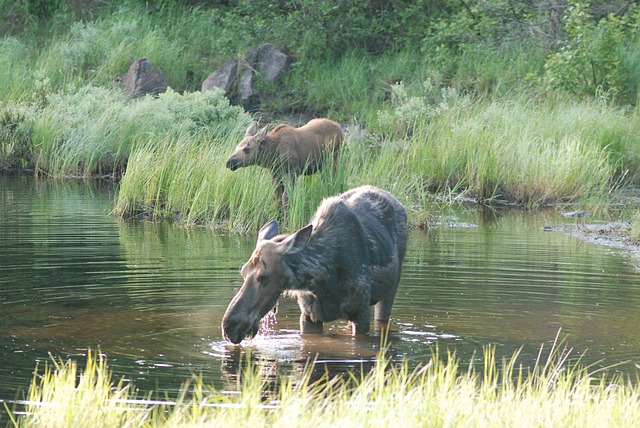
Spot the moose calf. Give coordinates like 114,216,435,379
225,118,343,206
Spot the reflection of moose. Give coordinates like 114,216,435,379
221,186,408,344
225,118,343,206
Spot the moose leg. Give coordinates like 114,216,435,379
351,305,371,336
300,313,323,334
274,180,287,207
373,299,394,333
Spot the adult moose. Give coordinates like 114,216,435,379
225,118,343,206
221,186,408,344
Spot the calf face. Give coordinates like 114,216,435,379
221,220,312,344
225,121,268,171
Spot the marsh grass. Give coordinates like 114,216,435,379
114,90,640,232
402,92,640,207
9,340,640,427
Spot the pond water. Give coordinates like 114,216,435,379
1,176,640,402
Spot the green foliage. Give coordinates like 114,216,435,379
229,0,450,59
0,104,33,171
31,86,248,177
544,2,640,104
3,0,640,229
375,79,472,138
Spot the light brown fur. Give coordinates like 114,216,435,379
226,118,343,205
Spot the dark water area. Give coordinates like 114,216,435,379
1,176,640,403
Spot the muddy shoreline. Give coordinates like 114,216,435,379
544,220,640,270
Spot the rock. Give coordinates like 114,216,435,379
255,43,291,83
201,58,237,94
201,44,291,109
122,57,168,98
238,48,258,103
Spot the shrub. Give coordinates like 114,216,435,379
544,2,640,104
32,86,249,177
0,104,33,171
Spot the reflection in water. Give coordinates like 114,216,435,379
1,176,640,402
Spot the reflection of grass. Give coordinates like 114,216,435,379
11,340,640,427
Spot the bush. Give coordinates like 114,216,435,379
31,86,249,177
544,2,640,104
0,104,33,171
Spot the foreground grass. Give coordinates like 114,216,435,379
7,344,640,427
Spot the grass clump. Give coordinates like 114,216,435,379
113,83,640,231
8,342,640,427
5,350,151,427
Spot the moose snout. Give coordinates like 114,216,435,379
226,158,241,171
222,315,260,344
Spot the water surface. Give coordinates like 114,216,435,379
1,176,639,401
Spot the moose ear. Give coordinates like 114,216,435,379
256,125,268,139
245,121,259,136
280,224,313,254
258,220,279,241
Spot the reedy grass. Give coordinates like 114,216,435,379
3,1,640,230
113,89,640,232
9,340,640,427
115,129,278,232
402,91,640,206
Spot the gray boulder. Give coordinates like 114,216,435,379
201,44,291,108
201,58,237,94
255,43,290,83
122,57,168,98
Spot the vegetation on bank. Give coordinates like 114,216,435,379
7,344,640,427
2,1,640,230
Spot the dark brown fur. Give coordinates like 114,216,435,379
221,186,408,344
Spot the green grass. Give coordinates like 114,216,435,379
111,88,640,232
7,341,640,427
3,1,640,231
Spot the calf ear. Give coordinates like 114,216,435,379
245,121,258,136
281,224,313,254
257,125,268,139
258,220,279,241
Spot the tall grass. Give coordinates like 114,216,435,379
113,87,640,231
383,84,640,206
3,1,640,230
9,342,640,427
0,1,259,101
115,129,278,232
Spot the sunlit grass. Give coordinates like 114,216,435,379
405,94,640,207
112,91,640,231
3,1,640,230
8,340,640,427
